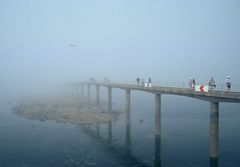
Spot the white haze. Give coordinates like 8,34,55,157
1,0,240,99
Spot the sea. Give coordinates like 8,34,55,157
0,89,240,167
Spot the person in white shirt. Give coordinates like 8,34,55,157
226,76,232,91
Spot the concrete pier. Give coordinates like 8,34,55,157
155,94,161,136
80,82,240,103
76,81,240,165
87,84,90,104
210,102,219,161
108,87,112,112
96,85,100,105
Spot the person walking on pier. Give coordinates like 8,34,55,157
192,78,196,89
189,78,196,89
226,76,232,91
189,78,193,88
136,77,140,85
148,77,152,87
208,77,216,90
141,78,145,87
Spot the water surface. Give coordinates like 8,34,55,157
0,93,240,167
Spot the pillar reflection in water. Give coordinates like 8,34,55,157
209,157,218,167
154,135,161,167
108,121,112,144
125,123,131,151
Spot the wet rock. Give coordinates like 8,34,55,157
12,96,119,125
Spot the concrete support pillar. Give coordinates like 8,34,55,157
155,94,162,167
155,94,161,136
126,90,131,125
87,84,91,105
72,84,75,96
209,102,219,164
81,84,84,96
108,87,112,112
96,85,100,105
74,84,77,96
76,84,79,96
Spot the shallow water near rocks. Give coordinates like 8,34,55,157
1,93,240,167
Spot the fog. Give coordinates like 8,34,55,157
1,0,240,98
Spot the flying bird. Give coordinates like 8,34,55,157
68,44,77,47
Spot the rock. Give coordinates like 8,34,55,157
12,96,119,125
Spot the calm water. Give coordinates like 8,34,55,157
0,92,240,167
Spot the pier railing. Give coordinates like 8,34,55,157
107,80,240,92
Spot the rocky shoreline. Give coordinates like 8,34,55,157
12,96,119,125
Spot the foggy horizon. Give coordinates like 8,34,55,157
1,0,240,96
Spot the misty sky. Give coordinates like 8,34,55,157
1,0,240,96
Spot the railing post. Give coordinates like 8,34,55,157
155,94,161,136
96,85,100,105
209,102,219,166
108,87,112,111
